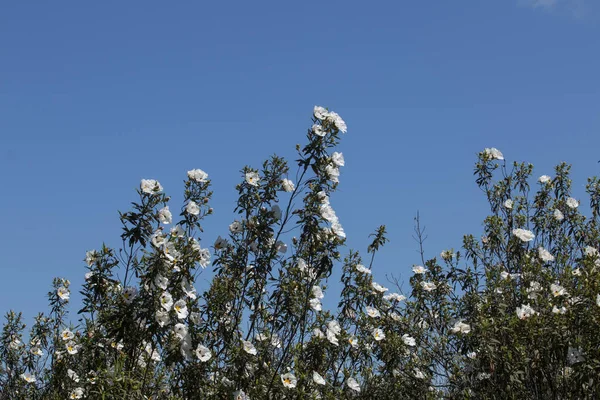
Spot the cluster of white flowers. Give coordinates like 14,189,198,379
483,147,504,161
310,285,324,311
318,191,345,238
516,304,536,319
313,106,347,134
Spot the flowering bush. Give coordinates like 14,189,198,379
2,107,600,399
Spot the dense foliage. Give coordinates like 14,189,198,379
2,107,600,399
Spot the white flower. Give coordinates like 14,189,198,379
245,171,260,186
186,201,200,216
585,246,599,257
572,268,581,276
61,329,74,341
31,346,43,356
123,286,137,304
384,292,406,302
173,323,188,340
538,247,555,262
596,294,600,307
552,305,567,314
484,147,504,160
173,299,189,319
195,344,212,362
467,352,477,359
66,340,79,355
313,371,326,385
187,169,208,182
326,111,347,133
516,304,536,319
233,390,248,400
355,264,371,274
67,369,80,382
372,328,385,341
366,306,381,318
372,282,388,293
402,334,416,347
325,165,340,183
160,292,173,311
214,236,227,250
155,310,169,327
312,124,326,137
281,372,297,388
539,175,551,183
228,220,243,234
309,298,322,311
348,336,359,348
69,387,84,399
421,281,437,292
154,275,168,290
21,372,36,383
451,321,471,334
158,206,172,224
282,179,295,192
141,179,163,194
313,328,325,339
85,250,97,266
504,199,513,209
412,265,427,274
566,197,579,209
242,340,257,355
57,286,70,301
314,106,328,120
332,152,345,167
554,209,564,221
550,283,568,297
346,377,361,392
414,369,426,379
312,286,324,299
513,228,535,242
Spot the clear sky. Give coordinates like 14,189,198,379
1,1,599,323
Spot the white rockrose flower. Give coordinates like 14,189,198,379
313,371,326,385
245,171,260,186
566,197,579,209
421,281,437,292
413,265,427,274
141,179,162,194
346,377,361,392
513,228,535,242
332,152,345,167
187,169,208,182
539,175,551,183
242,340,257,355
57,286,70,301
185,201,200,216
451,321,471,334
173,299,189,319
21,372,36,383
195,344,212,362
504,199,513,209
402,334,416,347
158,206,172,224
282,179,295,192
516,304,536,319
372,328,385,341
366,306,381,318
281,372,297,388
538,247,555,262
554,209,564,221
160,292,173,311
484,147,504,160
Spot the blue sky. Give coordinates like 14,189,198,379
1,1,599,324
